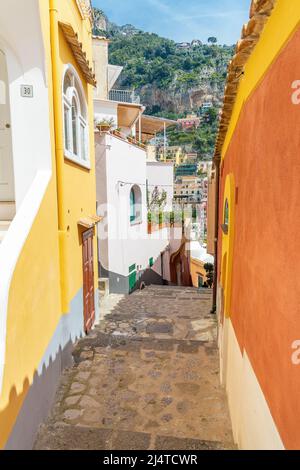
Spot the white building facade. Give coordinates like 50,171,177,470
93,37,175,294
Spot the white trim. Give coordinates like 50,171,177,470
64,152,91,170
130,184,142,225
62,64,90,169
0,170,51,394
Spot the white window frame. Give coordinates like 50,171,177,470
129,185,142,225
62,64,90,169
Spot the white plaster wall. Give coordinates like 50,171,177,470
95,133,109,272
0,0,52,206
96,134,170,279
94,99,118,128
146,162,174,210
219,316,285,450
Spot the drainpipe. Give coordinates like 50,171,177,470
211,157,220,314
160,251,164,284
50,0,69,312
138,111,142,142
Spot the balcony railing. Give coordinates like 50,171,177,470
109,89,140,104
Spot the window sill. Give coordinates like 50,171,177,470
64,151,91,170
130,220,142,227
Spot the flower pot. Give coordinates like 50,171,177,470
96,124,111,132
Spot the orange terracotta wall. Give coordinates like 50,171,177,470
218,27,300,449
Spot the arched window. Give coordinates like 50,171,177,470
224,199,229,226
130,185,142,224
221,199,229,235
63,65,89,167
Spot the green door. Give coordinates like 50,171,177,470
129,264,137,292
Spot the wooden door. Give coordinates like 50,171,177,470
0,50,14,201
82,229,95,333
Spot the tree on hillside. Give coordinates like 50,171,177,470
208,37,218,45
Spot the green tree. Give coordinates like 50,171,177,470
204,263,214,288
208,37,218,45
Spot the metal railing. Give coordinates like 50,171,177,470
109,89,140,104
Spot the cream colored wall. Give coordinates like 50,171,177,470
93,38,109,100
219,316,285,450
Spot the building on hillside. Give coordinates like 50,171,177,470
206,167,217,256
198,161,212,174
0,0,99,449
199,102,213,114
93,38,176,294
185,152,198,162
174,183,202,204
157,145,185,165
180,175,202,185
210,0,300,450
199,200,208,241
176,42,190,50
191,39,202,47
177,114,201,130
175,163,198,178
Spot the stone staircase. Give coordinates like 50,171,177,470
35,284,235,450
0,202,15,244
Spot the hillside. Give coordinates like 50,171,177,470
93,7,234,159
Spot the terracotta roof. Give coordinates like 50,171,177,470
214,0,276,162
59,21,96,86
76,0,93,23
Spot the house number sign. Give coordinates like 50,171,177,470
21,85,33,98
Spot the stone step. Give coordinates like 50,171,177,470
0,201,15,221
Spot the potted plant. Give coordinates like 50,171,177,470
158,212,163,229
95,117,115,132
170,211,175,227
147,212,152,234
112,127,123,138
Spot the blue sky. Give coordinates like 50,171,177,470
92,0,251,45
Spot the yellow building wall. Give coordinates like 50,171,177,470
0,0,98,448
190,258,208,288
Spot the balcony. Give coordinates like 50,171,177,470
109,89,140,104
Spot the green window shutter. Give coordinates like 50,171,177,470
129,264,136,274
130,188,136,223
149,257,154,267
129,264,137,291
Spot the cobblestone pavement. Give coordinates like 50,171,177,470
34,286,235,450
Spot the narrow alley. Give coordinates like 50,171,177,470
34,286,234,450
